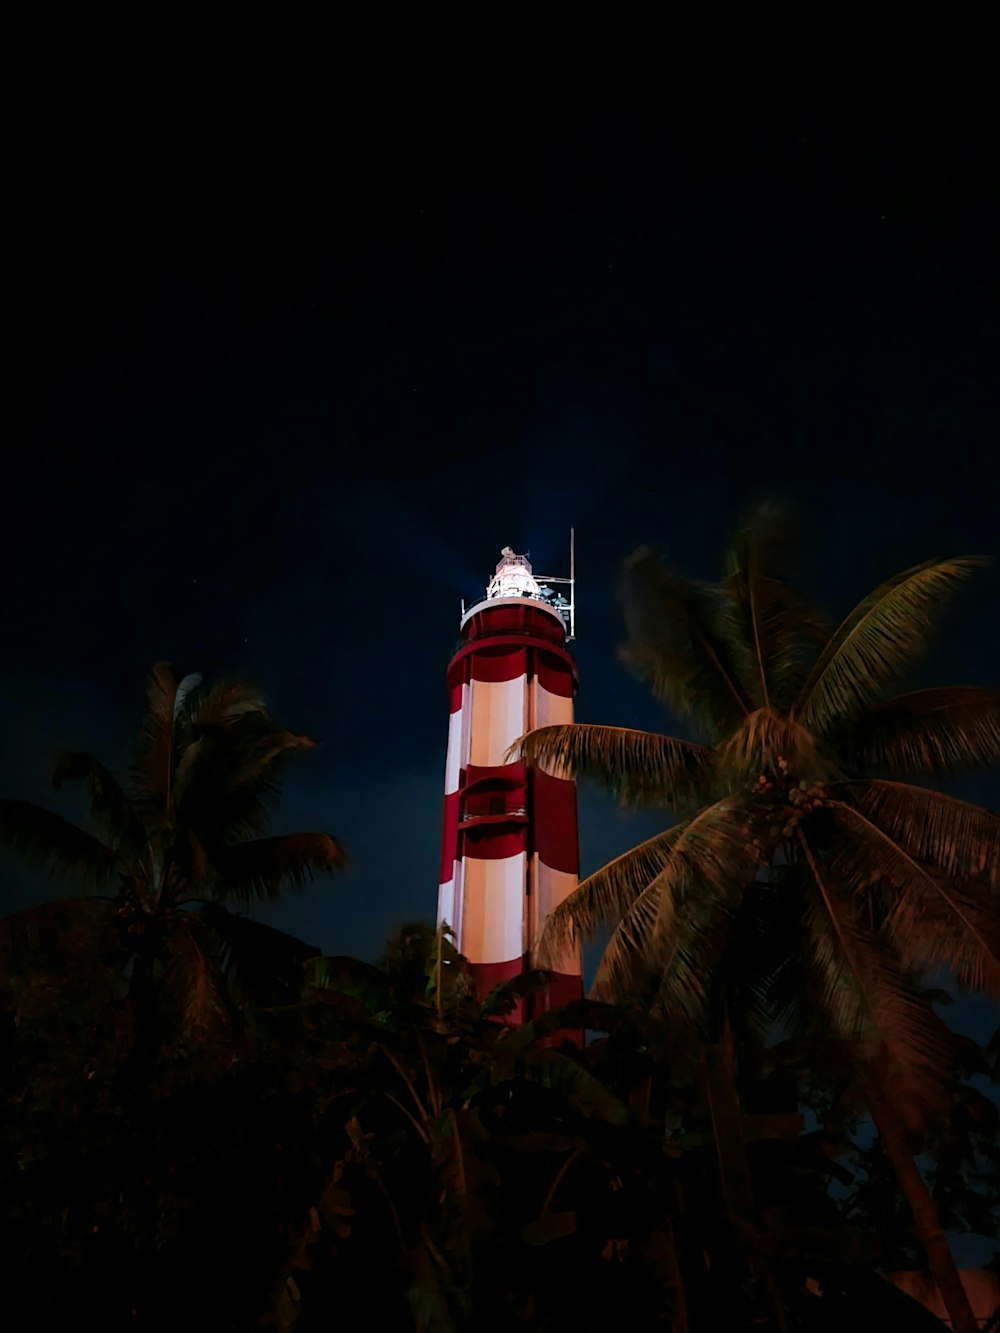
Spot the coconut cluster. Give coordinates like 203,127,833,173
742,756,829,864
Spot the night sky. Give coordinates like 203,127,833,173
3,104,998,1009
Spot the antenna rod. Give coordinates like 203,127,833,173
569,526,575,641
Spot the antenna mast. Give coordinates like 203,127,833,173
569,526,575,641
529,529,576,641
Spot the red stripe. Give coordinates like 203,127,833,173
465,762,526,790
440,790,460,881
448,635,578,688
469,962,584,1037
464,602,566,643
446,656,470,692
531,971,585,1048
448,682,464,714
532,769,579,874
471,957,526,1023
460,826,526,860
472,957,523,988
536,653,575,698
532,970,584,1014
469,646,527,683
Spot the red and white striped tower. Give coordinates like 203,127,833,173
438,540,583,1021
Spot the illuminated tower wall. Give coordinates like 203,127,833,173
437,548,584,1020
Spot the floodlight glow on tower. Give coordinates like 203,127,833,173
437,534,583,1021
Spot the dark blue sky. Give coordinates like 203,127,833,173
3,105,997,990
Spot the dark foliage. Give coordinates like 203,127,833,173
2,921,979,1330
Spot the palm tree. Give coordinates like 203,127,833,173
514,503,999,1333
0,663,348,1062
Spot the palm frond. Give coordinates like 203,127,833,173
192,789,276,845
651,796,754,932
535,823,687,970
225,727,321,789
184,677,269,733
892,885,1000,1001
847,687,1000,778
163,917,232,1035
481,966,555,1018
590,875,667,1000
208,832,348,906
541,821,688,970
139,677,276,831
594,875,732,1030
179,713,316,785
591,797,754,1014
129,662,182,820
174,734,280,838
722,498,801,584
196,904,320,1007
515,1048,629,1125
52,751,148,858
173,671,204,723
618,545,752,737
829,799,1000,996
174,723,320,845
510,723,715,809
0,799,117,887
839,780,1000,888
797,830,951,1116
721,499,830,709
644,797,753,998
796,556,987,733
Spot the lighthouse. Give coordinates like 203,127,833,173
437,540,584,1020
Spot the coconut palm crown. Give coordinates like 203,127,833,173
0,664,348,1037
514,504,1000,1111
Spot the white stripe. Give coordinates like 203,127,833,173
529,855,581,975
437,876,456,941
533,680,573,729
461,853,526,964
469,676,526,768
531,680,574,775
444,683,469,794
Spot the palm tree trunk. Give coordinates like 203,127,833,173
867,1085,978,1333
702,1019,755,1220
700,1020,789,1331
116,946,161,1105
